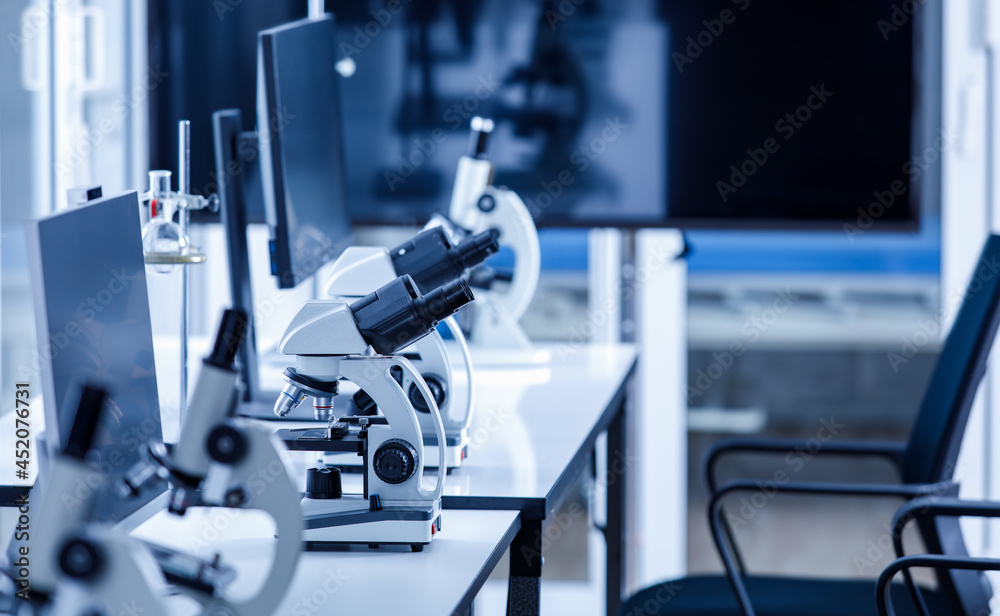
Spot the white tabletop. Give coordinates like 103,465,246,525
131,507,520,615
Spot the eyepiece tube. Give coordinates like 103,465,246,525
453,229,500,270
207,308,249,369
468,116,495,158
416,279,474,325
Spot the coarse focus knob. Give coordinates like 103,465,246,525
305,467,343,499
373,439,418,485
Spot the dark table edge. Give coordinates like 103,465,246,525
443,496,547,519
453,511,522,615
0,487,31,507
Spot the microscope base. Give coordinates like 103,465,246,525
301,496,442,549
425,440,469,469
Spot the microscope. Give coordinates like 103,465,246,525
441,116,544,359
274,275,473,550
120,309,302,616
321,225,499,468
6,384,169,616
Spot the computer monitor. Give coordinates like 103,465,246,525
257,14,354,289
327,0,929,231
214,108,274,419
27,192,167,524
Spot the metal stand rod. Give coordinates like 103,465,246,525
178,120,191,423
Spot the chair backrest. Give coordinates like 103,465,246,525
897,235,1000,614
901,234,1000,484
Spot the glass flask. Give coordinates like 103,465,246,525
141,170,187,274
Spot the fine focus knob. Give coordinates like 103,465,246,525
373,439,418,485
305,467,343,499
409,375,446,414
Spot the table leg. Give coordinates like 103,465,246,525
506,518,542,616
606,400,627,616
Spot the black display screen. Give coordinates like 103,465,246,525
258,15,354,288
661,0,921,229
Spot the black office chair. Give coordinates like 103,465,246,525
619,234,1000,616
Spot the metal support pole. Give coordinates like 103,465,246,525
178,120,191,423
308,0,323,19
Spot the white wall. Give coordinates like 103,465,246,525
942,0,996,563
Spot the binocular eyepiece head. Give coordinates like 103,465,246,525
350,275,474,355
390,227,500,294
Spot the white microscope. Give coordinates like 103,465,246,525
274,275,473,550
440,116,545,362
323,226,499,468
120,309,302,616
4,384,169,616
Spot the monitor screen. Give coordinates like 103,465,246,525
333,1,664,228
661,0,921,230
329,0,926,230
27,192,166,523
257,15,354,289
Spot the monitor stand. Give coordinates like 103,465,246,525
213,109,316,422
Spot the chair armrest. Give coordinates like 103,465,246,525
711,479,952,505
707,479,953,616
709,479,953,576
887,495,997,616
704,437,907,494
876,554,1000,616
891,496,1000,557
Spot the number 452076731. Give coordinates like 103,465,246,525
14,383,30,480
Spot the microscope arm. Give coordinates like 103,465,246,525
339,356,447,500
137,309,302,616
27,385,170,616
451,186,540,322
439,316,475,433
446,118,540,324
191,426,302,616
485,187,540,322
